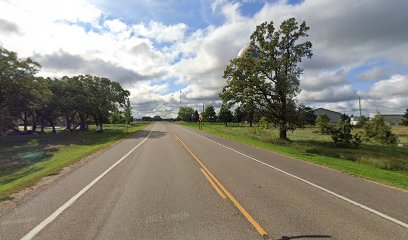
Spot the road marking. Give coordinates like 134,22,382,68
200,168,227,199
178,125,408,230
167,127,269,238
20,125,156,240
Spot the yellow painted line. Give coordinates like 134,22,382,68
167,126,269,238
200,168,227,199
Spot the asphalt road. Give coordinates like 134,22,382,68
0,122,407,239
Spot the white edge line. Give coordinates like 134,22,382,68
176,125,408,229
21,124,156,240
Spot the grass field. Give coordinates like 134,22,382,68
179,122,408,189
0,122,149,201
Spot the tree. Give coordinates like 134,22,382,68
71,75,94,130
329,114,361,147
109,108,124,124
240,101,258,127
0,46,132,135
203,106,217,123
193,110,200,123
221,18,312,139
142,116,152,121
178,107,194,122
402,108,408,126
355,115,369,128
153,115,162,121
315,113,331,134
234,106,244,125
124,98,132,124
38,77,57,133
296,105,316,127
218,104,233,126
86,75,129,132
0,46,41,134
364,113,397,144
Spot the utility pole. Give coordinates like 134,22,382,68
359,96,362,117
201,103,205,127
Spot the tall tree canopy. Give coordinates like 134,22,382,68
203,106,217,123
178,106,194,122
221,18,312,139
0,46,42,133
218,104,233,126
0,46,130,134
124,98,133,124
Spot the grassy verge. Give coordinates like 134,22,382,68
178,122,408,189
0,122,149,201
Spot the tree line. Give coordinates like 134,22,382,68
0,46,131,135
177,104,316,128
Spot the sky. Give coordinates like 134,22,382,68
1,0,407,118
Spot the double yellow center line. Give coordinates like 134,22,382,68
167,126,269,239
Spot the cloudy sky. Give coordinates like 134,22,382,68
1,0,407,118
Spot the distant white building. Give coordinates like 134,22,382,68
313,108,342,123
350,116,360,125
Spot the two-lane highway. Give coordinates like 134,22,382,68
0,123,407,239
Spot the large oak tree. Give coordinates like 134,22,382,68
221,18,312,139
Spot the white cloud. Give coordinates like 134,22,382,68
366,74,408,99
1,0,408,117
132,21,187,42
299,85,358,103
301,69,348,91
211,0,228,12
0,0,178,88
104,19,128,33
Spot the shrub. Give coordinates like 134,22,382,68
329,114,361,147
402,108,408,126
364,114,397,144
354,115,369,128
258,117,270,129
315,113,331,134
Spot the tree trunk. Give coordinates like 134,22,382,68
66,116,71,131
32,112,37,132
279,124,287,140
23,112,28,131
225,121,227,127
40,117,45,133
98,114,103,132
79,114,87,130
49,120,56,134
279,97,287,140
249,120,253,127
52,125,56,134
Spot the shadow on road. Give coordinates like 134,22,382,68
278,235,331,239
127,130,167,139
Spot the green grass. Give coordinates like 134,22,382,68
0,122,149,200
179,122,408,189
